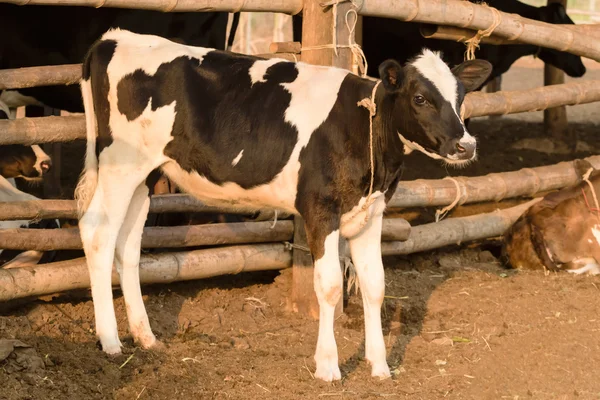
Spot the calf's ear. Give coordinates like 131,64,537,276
378,59,404,93
451,59,493,92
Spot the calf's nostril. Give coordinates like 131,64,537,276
41,160,52,172
456,143,466,153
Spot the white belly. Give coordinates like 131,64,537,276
161,159,300,214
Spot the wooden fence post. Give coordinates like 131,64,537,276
544,0,569,138
292,0,360,318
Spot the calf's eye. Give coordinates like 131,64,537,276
414,95,426,105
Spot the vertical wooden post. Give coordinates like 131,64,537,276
291,216,319,318
292,0,359,318
544,0,569,138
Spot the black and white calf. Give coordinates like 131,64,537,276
0,100,57,267
76,29,492,381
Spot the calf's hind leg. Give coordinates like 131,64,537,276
114,183,157,349
79,153,152,355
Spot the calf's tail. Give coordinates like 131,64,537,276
74,72,98,218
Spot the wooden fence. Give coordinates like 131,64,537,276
0,0,598,315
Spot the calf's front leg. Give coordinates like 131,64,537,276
304,217,343,382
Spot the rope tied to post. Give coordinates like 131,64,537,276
301,0,368,77
464,4,502,61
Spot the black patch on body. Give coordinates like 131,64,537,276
295,75,405,258
82,40,117,158
114,51,299,189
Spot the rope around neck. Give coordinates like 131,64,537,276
357,80,381,206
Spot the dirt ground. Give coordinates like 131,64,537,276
2,57,600,400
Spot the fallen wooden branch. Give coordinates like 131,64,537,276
462,80,600,119
0,243,292,302
1,156,598,220
0,0,303,14
358,0,600,61
381,198,541,256
0,218,412,250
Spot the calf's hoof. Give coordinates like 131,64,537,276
99,338,123,355
370,362,391,380
315,360,342,382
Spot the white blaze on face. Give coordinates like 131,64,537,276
411,49,470,135
411,49,460,115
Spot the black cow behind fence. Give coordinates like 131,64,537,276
293,0,586,88
0,4,239,112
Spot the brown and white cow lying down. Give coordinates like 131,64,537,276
0,100,58,268
76,29,492,381
504,160,600,276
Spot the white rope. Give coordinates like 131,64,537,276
464,4,502,61
301,0,368,77
435,177,462,222
270,210,279,229
583,168,600,217
353,80,381,225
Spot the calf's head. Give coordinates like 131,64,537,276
378,50,492,166
0,102,52,180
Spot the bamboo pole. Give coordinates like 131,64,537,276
419,24,600,46
0,0,303,14
2,157,599,221
419,24,512,45
255,52,300,62
269,41,302,54
388,155,600,208
0,115,85,145
0,56,301,92
461,80,600,119
381,198,541,256
0,218,411,251
3,78,598,145
0,244,292,302
0,221,295,250
358,0,600,62
0,64,81,90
